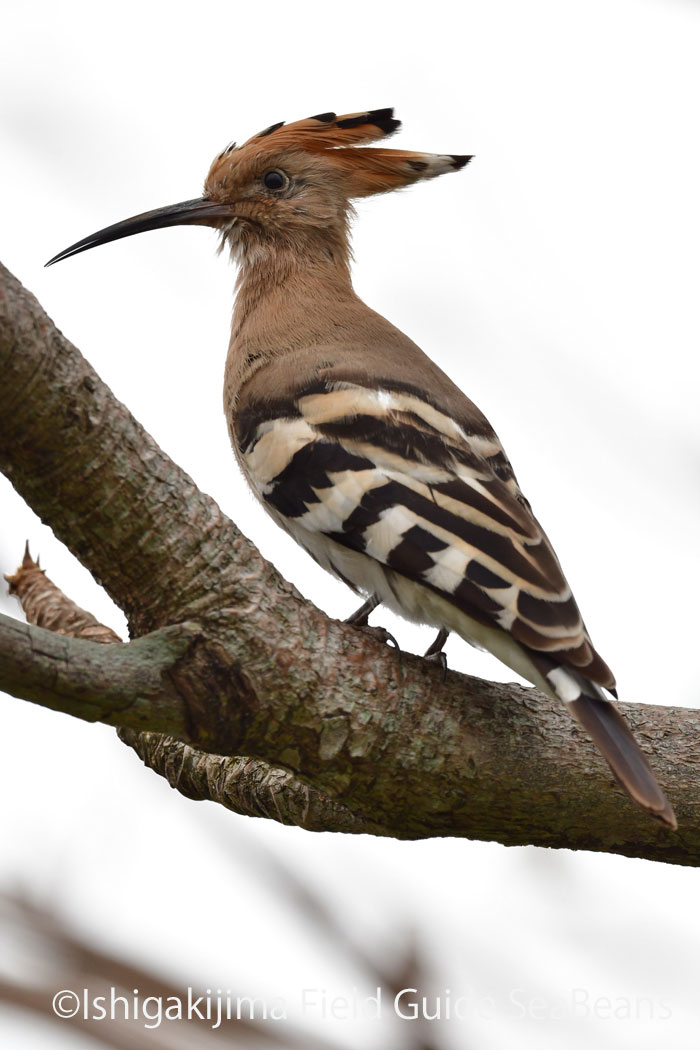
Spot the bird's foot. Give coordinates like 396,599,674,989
344,595,401,656
361,624,401,655
423,628,449,680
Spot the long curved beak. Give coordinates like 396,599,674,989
46,197,237,266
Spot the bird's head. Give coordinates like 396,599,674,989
46,109,471,267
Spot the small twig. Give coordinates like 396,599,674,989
5,543,121,643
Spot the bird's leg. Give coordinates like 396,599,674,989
423,628,449,679
344,594,381,626
344,594,400,655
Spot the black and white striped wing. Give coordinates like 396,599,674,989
235,379,615,692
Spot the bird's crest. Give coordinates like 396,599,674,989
212,108,472,198
246,108,402,149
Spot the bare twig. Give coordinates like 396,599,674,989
5,543,121,642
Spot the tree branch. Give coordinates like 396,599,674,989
3,598,697,864
0,261,284,638
1,261,697,866
0,612,198,733
5,542,121,643
120,732,386,835
4,547,375,835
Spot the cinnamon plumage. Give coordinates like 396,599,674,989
48,108,676,828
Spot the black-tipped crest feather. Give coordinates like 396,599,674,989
336,107,400,136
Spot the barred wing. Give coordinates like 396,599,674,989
236,378,615,691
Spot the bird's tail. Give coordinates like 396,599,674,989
568,692,676,829
530,654,676,828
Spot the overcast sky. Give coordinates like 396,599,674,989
2,1,700,1047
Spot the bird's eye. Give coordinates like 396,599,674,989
263,169,289,191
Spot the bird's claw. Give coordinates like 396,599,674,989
423,649,448,681
345,595,400,655
362,624,401,655
423,628,449,680
347,620,401,659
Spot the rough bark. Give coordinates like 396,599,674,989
5,543,122,643
1,260,697,865
4,550,376,834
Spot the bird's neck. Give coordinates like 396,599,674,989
232,231,353,334
225,230,359,399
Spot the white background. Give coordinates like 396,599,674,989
1,0,699,1046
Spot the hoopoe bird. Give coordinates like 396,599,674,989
48,108,676,828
